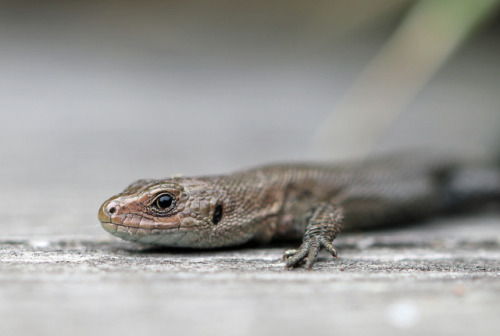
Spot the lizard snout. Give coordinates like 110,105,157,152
98,200,121,223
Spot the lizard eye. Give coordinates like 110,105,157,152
154,193,175,211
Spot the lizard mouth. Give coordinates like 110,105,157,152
99,216,199,247
100,220,119,233
99,219,175,241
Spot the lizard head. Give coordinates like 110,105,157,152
98,177,250,248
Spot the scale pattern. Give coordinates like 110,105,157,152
98,153,500,268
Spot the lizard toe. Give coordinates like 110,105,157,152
285,243,310,268
283,249,297,261
284,238,339,269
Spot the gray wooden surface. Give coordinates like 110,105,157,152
1,215,500,336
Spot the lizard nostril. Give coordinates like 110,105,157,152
98,201,119,223
105,201,119,215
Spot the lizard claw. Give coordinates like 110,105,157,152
283,249,297,261
284,238,338,269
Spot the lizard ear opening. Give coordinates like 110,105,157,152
212,204,223,224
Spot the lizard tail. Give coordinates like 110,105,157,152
444,163,500,211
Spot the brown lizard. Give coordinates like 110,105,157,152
98,152,500,269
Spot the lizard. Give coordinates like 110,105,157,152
98,152,500,269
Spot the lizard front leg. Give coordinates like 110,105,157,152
284,203,344,269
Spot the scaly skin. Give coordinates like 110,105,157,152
98,153,500,269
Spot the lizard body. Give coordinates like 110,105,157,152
98,153,500,268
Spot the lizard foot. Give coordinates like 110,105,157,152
284,237,337,269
